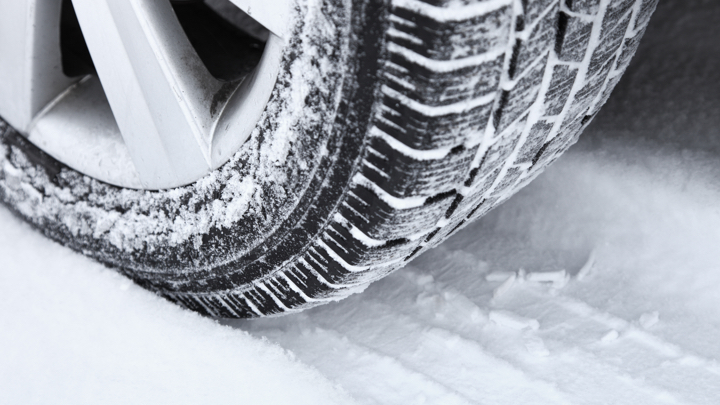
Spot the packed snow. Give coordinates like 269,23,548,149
1,0,719,403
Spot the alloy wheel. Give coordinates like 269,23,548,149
0,0,293,189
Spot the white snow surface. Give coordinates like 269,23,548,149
2,1,720,403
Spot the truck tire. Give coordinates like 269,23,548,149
0,0,657,317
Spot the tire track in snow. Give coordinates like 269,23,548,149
358,269,687,405
504,283,720,404
539,287,720,376
400,226,720,404
301,298,577,405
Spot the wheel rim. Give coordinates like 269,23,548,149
0,0,294,189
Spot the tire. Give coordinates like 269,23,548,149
0,0,657,317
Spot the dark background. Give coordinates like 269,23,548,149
582,0,720,154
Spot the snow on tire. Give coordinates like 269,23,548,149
0,0,657,317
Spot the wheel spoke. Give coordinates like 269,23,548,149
0,0,77,132
1,0,286,189
225,0,295,38
71,0,226,188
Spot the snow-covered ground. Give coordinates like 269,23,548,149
2,1,719,404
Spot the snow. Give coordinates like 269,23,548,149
489,310,540,331
2,0,720,403
0,207,353,404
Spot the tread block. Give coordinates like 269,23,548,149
555,12,593,62
341,184,455,240
384,47,504,107
567,55,615,119
532,115,588,168
263,276,308,309
589,12,631,76
560,113,585,139
219,295,263,318
320,223,422,267
466,196,499,221
425,216,466,245
494,54,548,132
389,5,512,61
194,294,232,317
304,244,394,286
587,22,642,113
565,0,600,15
283,263,340,300
635,0,658,30
491,166,523,197
444,193,463,218
377,94,494,150
243,286,286,315
513,168,542,191
217,295,261,318
198,296,235,317
553,112,587,159
601,0,634,38
544,64,578,115
594,73,622,113
218,293,259,317
515,120,554,164
476,114,527,181
615,26,646,73
562,118,584,147
533,134,566,168
442,195,502,240
513,4,558,78
544,137,577,168
522,0,558,25
362,135,477,198
470,166,503,196
457,167,502,214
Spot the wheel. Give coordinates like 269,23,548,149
0,0,657,317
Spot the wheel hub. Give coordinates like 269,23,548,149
0,0,293,189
